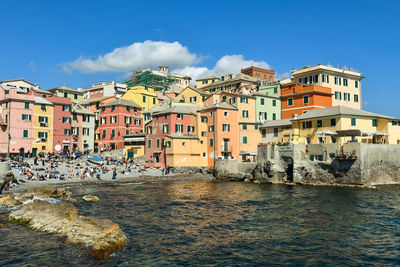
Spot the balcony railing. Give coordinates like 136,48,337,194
221,145,233,152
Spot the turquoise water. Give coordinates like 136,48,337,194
1,181,400,266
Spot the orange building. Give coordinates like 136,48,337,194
280,83,332,119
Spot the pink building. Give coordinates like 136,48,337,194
145,105,198,168
0,85,34,156
32,90,73,154
98,99,143,150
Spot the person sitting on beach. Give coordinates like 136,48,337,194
112,168,117,180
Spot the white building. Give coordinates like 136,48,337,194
291,64,364,110
81,81,127,99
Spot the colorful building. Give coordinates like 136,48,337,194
32,97,54,155
0,85,35,156
241,66,275,83
47,86,84,103
71,103,95,153
291,64,363,110
145,105,199,168
260,106,400,145
121,85,158,113
255,82,281,122
123,133,145,159
175,86,208,107
201,73,259,95
81,81,127,99
199,102,239,167
280,83,332,119
195,75,220,89
98,99,142,150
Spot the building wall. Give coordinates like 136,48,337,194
99,105,143,150
48,97,72,154
176,87,205,107
165,137,207,167
82,114,95,152
239,123,261,162
32,103,54,154
254,95,281,122
53,90,84,103
0,91,35,155
291,65,362,110
123,144,144,159
122,85,158,112
196,77,220,89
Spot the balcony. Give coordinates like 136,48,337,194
221,145,233,152
40,122,48,127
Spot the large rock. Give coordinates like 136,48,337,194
24,187,72,198
0,194,22,207
8,200,127,259
0,162,16,195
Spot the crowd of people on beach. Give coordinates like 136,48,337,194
0,151,165,193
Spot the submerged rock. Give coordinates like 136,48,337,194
82,195,100,202
8,200,127,259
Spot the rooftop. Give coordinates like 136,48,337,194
260,119,292,128
295,106,398,120
34,96,53,105
102,98,141,108
166,134,199,140
153,105,198,116
291,64,364,79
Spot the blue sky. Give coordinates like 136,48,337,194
1,0,399,116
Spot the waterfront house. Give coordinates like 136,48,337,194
0,85,35,157
291,64,363,110
99,99,142,150
32,97,54,155
254,82,281,122
71,103,95,153
280,83,332,119
123,132,145,159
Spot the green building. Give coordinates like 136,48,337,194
253,82,281,122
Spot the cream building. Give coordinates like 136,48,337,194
291,64,363,110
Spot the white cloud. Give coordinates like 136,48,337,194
61,41,272,84
62,40,200,73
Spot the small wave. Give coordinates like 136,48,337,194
22,196,60,205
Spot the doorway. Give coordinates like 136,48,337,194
32,148,37,157
19,147,25,158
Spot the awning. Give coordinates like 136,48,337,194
239,151,258,156
336,129,371,137
125,137,145,142
372,131,390,136
315,130,337,136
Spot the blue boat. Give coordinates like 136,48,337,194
87,155,104,165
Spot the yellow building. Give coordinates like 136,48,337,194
165,134,208,167
123,133,145,159
32,97,54,155
175,86,208,107
195,75,220,89
260,106,400,145
122,85,158,112
47,86,84,103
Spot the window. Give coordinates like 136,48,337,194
201,131,207,137
125,129,130,135
272,113,276,120
243,136,248,144
242,110,249,118
102,130,106,138
302,121,312,129
224,111,228,116
125,116,131,124
72,113,77,121
24,102,30,109
222,124,230,132
255,125,259,130
153,97,156,104
62,105,70,111
111,129,115,137
189,96,197,103
156,139,160,148
111,105,115,111
322,74,329,83
74,94,78,100
147,126,153,135
148,139,151,148
354,94,359,103
351,118,356,126
272,100,276,107
142,95,146,103
259,112,267,120
343,78,348,86
187,125,195,133
177,114,183,119
330,118,336,126
63,117,71,123
134,119,141,125
274,128,279,137
110,116,117,124
262,129,266,138
202,152,206,158
41,104,46,111
288,98,293,106
208,125,214,132
101,117,107,124
23,130,28,138
22,114,31,121
210,138,214,147
334,91,342,100
243,124,247,130
372,119,377,127
274,87,278,94
303,95,309,104
163,124,169,133
260,98,265,105
343,93,351,101
240,97,248,103
64,92,68,98
209,112,213,117
317,120,322,127
175,124,183,133
355,80,359,88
